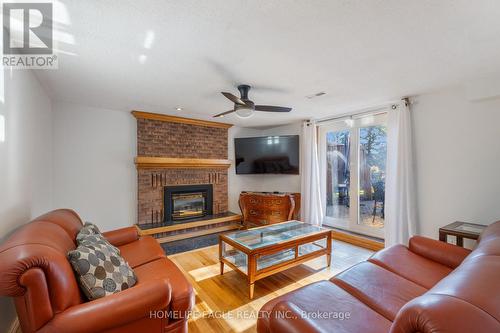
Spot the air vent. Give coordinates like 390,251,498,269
306,92,326,99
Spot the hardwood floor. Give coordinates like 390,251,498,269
168,240,374,333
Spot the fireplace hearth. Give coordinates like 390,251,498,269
164,184,213,224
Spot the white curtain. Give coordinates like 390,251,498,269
384,100,418,246
300,120,324,226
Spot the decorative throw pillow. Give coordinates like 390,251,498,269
78,233,120,255
76,222,101,242
67,242,137,300
75,222,120,255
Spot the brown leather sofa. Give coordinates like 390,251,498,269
258,221,500,333
0,209,194,333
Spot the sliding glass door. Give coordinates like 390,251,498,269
319,114,387,238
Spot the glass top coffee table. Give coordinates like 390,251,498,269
219,220,332,299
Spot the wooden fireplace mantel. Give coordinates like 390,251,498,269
135,156,232,169
132,111,233,129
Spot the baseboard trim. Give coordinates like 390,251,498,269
8,317,20,333
330,228,385,251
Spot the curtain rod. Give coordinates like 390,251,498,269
316,104,393,124
313,98,409,125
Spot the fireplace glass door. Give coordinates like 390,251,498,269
172,192,206,220
164,184,213,223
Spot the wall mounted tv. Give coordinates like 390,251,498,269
234,135,300,174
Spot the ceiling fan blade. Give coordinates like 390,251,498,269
213,109,236,118
255,105,292,112
221,92,246,105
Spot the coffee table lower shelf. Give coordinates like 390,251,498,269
219,230,332,299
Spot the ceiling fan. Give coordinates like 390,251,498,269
214,84,292,118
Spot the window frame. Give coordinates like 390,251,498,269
318,113,387,238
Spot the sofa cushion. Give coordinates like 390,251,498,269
330,261,427,321
368,244,452,289
67,242,137,300
118,236,166,268
258,281,392,333
409,236,471,269
133,257,193,317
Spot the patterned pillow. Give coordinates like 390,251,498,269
75,222,120,255
68,242,137,300
78,233,120,255
76,222,101,242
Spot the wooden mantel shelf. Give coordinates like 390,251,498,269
135,156,232,169
132,110,233,129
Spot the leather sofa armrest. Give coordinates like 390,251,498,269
269,301,326,333
390,294,500,333
43,279,171,333
102,226,139,247
409,236,471,269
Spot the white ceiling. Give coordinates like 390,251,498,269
36,0,500,127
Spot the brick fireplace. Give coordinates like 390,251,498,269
137,167,228,225
134,111,232,225
133,111,241,252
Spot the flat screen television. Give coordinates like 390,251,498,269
234,135,300,174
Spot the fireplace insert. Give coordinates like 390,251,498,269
164,184,213,223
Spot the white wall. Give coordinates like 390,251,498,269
227,122,302,212
412,86,500,240
51,102,302,225
52,102,136,232
0,69,53,333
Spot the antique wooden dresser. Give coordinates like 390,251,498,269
238,192,301,227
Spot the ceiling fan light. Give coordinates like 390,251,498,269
235,108,254,118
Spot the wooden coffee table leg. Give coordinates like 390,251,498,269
248,254,256,299
220,261,224,275
249,283,255,299
456,236,464,247
327,233,332,267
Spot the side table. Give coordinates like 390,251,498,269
439,221,487,247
